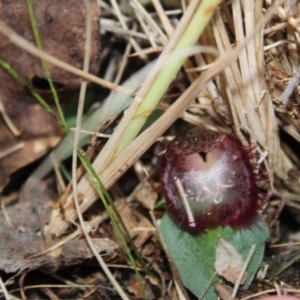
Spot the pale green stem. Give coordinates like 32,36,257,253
113,0,221,157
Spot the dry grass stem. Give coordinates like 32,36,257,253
69,1,129,298
109,0,144,57
1,197,12,226
50,153,66,193
175,179,195,227
103,41,132,118
0,276,11,300
231,245,256,300
198,272,218,300
0,142,24,160
279,65,300,105
149,211,189,300
101,19,152,41
0,97,21,136
131,0,168,46
151,0,174,37
0,20,133,96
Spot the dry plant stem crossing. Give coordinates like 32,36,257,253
48,1,279,236
69,1,129,299
0,97,21,136
149,211,189,300
0,275,10,300
0,20,133,97
109,0,143,56
231,245,256,300
175,179,195,227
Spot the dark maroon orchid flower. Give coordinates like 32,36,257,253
159,127,260,233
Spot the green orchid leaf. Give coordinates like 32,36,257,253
160,212,269,299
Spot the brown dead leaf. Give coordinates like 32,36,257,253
117,202,155,248
127,276,155,300
0,0,101,190
126,275,155,300
0,180,119,274
214,283,238,300
133,181,158,211
214,237,247,285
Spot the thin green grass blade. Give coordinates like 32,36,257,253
78,150,146,299
100,184,150,273
26,0,68,133
0,58,57,120
269,252,300,281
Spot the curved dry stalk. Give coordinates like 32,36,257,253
0,20,133,96
69,1,129,299
0,97,21,136
0,276,10,300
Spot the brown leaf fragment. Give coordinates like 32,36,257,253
214,237,247,285
0,0,101,190
214,283,238,300
133,181,158,210
0,179,119,274
127,275,155,300
118,202,155,248
34,238,120,273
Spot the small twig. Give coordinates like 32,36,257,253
0,20,133,97
50,153,66,193
241,289,277,300
0,194,12,226
102,40,132,119
131,0,168,46
109,0,144,58
69,128,111,138
151,0,174,38
0,275,10,300
29,230,79,258
268,192,288,228
274,281,281,296
0,97,21,136
128,46,163,57
269,241,300,248
32,214,108,259
0,142,24,159
132,4,157,47
101,19,153,42
264,39,297,51
241,288,300,300
198,272,218,300
71,1,129,299
19,271,27,300
231,245,256,300
175,179,195,228
279,65,300,105
149,211,190,300
264,21,288,35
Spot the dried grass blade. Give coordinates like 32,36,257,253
0,20,133,96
